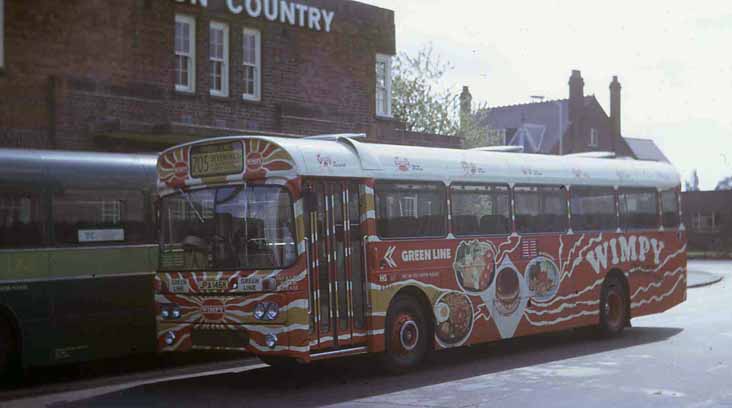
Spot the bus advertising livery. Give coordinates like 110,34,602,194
154,135,686,371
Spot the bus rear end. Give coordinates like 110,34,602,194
155,138,310,360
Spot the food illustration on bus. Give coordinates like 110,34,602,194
526,256,560,302
494,266,522,316
454,240,495,293
434,292,474,346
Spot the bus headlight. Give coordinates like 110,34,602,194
171,308,182,319
164,331,176,346
254,302,280,321
265,303,279,321
254,303,267,320
265,334,278,348
161,309,170,319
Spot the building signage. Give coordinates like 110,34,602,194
176,0,336,33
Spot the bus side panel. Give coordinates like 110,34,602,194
627,231,687,319
366,230,687,352
1,246,157,368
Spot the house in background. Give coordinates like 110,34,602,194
462,70,668,162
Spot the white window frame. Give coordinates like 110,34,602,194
375,54,393,118
241,28,261,101
209,21,229,97
589,128,599,147
175,14,196,94
0,0,5,70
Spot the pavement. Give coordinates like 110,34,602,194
687,269,724,288
1,260,730,408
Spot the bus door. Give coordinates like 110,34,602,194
304,181,367,350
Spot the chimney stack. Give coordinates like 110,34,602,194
568,70,584,122
610,76,622,137
460,86,473,130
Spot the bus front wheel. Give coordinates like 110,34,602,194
599,276,628,337
383,296,429,374
0,314,19,380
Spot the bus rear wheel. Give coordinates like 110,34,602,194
383,296,429,374
0,314,19,380
599,276,628,337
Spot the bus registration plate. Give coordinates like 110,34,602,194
190,142,244,178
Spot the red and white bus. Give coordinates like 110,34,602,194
154,135,686,371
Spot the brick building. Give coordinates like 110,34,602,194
682,190,732,252
0,0,459,152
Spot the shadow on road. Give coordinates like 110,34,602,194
61,326,682,407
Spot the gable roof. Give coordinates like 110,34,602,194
624,138,670,162
475,96,597,154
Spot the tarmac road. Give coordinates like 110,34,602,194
2,260,730,408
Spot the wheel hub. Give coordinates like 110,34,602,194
392,313,419,353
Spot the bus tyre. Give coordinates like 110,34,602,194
383,296,429,374
0,315,19,380
599,276,628,337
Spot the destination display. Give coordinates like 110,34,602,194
190,142,244,178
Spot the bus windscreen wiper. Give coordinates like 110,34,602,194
177,188,205,224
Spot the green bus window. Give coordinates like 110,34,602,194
52,189,148,245
0,191,46,248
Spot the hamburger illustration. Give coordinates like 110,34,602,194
494,267,521,316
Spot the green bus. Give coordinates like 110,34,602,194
0,148,158,378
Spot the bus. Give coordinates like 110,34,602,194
154,135,686,371
0,149,158,378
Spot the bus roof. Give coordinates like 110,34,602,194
0,148,157,191
159,135,681,190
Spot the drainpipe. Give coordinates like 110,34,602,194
47,75,58,149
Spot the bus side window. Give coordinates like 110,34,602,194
0,190,46,248
375,182,446,238
661,190,680,229
570,187,617,231
618,189,659,230
514,185,568,234
52,189,148,245
450,184,511,236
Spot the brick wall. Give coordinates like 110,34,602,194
0,0,432,152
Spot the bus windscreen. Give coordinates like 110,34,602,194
160,185,296,271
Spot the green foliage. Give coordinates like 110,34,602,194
391,45,492,148
392,46,459,135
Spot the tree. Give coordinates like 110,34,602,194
716,176,732,191
685,169,700,192
392,45,459,135
391,45,490,148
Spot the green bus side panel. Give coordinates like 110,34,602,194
0,245,159,368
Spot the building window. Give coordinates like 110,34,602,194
589,128,599,147
175,15,196,93
242,28,261,101
375,54,393,117
692,213,720,233
0,0,4,70
209,22,229,97
486,129,507,146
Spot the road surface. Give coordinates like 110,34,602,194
2,260,730,408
